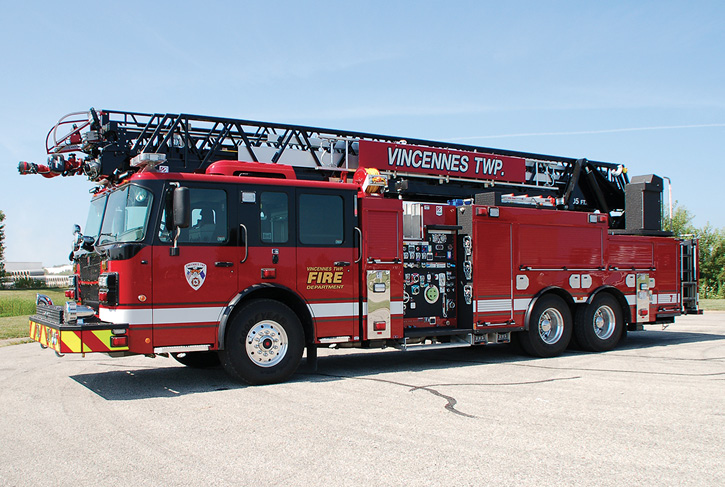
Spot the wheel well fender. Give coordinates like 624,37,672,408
217,284,314,350
585,286,632,324
523,286,574,331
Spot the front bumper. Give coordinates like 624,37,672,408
29,314,129,354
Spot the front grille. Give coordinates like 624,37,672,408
78,252,101,311
79,252,101,281
79,283,100,311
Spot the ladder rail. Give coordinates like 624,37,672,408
87,109,622,170
35,108,629,215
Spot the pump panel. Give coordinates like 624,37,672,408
403,230,457,327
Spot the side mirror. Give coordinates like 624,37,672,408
71,224,83,252
82,235,96,251
173,187,191,228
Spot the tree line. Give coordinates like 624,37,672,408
665,204,725,298
0,210,5,279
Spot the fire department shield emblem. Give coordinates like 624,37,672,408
184,262,207,291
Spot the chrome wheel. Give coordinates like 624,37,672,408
221,299,304,385
519,294,572,358
592,305,616,340
245,320,288,367
573,294,623,353
538,308,564,345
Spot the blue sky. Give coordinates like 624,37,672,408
1,0,723,266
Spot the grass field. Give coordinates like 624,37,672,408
701,299,725,311
0,316,33,342
0,290,67,344
0,289,67,317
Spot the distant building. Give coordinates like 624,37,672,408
2,262,68,287
45,264,73,275
4,262,44,279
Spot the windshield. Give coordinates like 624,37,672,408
85,195,107,240
97,185,154,245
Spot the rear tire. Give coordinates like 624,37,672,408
574,294,623,352
172,351,221,368
220,299,304,385
519,294,572,357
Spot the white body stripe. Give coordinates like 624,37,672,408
475,294,678,313
100,306,224,325
153,307,225,324
360,302,404,316
476,298,530,313
100,307,153,325
308,302,359,319
653,293,679,304
476,299,510,313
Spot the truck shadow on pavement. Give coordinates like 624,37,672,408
69,327,724,402
614,326,724,350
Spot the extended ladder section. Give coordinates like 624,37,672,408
21,108,631,225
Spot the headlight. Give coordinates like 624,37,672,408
98,273,118,306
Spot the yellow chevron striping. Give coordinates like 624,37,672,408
28,319,129,353
62,330,82,353
52,329,61,353
81,332,94,353
92,329,129,351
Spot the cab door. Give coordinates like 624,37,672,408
236,185,296,298
152,184,238,348
296,188,359,340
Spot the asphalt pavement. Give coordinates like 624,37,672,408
1,313,723,486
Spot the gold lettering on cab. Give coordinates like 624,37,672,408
306,267,345,290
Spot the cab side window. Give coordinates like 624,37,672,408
259,192,288,244
299,193,344,245
159,188,228,244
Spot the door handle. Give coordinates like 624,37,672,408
215,261,233,267
334,261,351,267
354,227,362,263
240,224,248,263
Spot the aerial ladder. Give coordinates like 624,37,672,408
20,108,630,228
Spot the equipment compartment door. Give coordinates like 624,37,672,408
296,189,358,340
360,198,404,339
473,221,514,325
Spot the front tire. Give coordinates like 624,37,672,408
220,299,304,385
519,294,572,357
574,294,623,352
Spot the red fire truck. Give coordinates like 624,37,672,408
21,109,700,384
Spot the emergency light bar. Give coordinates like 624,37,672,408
130,153,167,168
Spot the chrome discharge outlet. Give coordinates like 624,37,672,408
64,302,95,323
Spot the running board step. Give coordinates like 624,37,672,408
395,331,512,351
404,328,471,339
